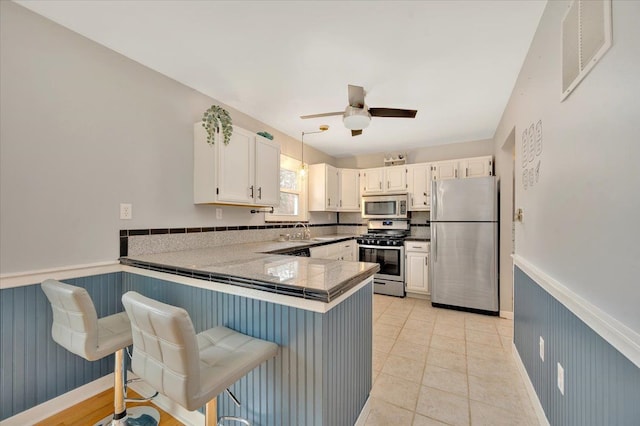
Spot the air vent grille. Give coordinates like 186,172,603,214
561,0,612,100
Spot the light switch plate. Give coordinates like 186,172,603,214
216,208,222,220
539,336,544,361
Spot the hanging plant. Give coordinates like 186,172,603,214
202,105,233,145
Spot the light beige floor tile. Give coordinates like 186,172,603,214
465,313,498,324
412,414,448,426
426,347,467,373
397,327,432,346
468,374,530,415
421,364,468,397
373,350,389,372
466,329,503,346
496,317,514,328
435,315,466,329
404,318,435,331
497,324,514,337
382,354,426,384
373,335,396,353
465,319,498,334
415,386,469,426
433,323,466,340
466,341,513,362
469,399,537,426
374,323,402,339
499,335,514,352
467,356,519,381
378,313,408,327
430,334,466,355
370,373,421,411
365,396,415,426
372,369,380,384
390,339,429,363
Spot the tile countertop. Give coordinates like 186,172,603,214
120,235,379,303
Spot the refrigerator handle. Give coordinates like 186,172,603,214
432,182,437,220
433,225,437,262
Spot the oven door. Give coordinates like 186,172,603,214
358,245,404,282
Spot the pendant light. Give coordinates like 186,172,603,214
300,124,329,177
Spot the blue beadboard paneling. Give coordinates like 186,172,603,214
0,273,123,421
514,266,640,425
123,272,372,426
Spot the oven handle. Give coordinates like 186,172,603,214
358,244,403,250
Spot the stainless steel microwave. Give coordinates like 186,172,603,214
361,194,408,219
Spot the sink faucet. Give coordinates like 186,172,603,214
293,222,311,240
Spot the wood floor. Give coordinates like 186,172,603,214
36,389,183,426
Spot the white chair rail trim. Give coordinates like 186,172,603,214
513,254,640,369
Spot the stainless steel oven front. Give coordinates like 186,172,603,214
358,244,405,297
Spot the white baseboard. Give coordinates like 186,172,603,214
512,342,550,426
500,310,514,319
353,396,372,426
128,373,203,426
0,374,114,426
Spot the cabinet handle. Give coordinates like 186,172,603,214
455,169,458,178
340,200,342,207
424,201,427,205
387,181,390,189
258,187,262,199
425,257,428,266
423,192,427,196
250,185,254,198
328,197,331,206
379,181,382,189
465,167,468,177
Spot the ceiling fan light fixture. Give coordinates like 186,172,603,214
343,106,371,130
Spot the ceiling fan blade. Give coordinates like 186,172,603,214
300,111,344,119
348,85,365,108
369,108,418,118
351,129,363,137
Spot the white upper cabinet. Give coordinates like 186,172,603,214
194,124,280,206
385,166,407,193
339,169,360,211
361,168,385,194
308,163,339,211
432,160,459,181
459,156,493,178
407,163,432,211
362,166,406,195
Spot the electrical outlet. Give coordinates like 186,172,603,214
216,208,222,220
120,203,132,220
557,362,565,395
539,336,544,361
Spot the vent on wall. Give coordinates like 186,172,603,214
561,0,612,100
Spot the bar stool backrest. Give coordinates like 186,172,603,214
122,291,201,410
41,279,100,360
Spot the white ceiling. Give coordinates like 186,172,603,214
15,0,546,158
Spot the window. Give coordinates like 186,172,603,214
266,155,308,222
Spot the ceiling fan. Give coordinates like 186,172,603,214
300,84,418,137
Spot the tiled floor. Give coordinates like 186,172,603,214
362,294,539,426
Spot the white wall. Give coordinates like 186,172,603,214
336,138,494,169
0,2,336,274
494,1,640,332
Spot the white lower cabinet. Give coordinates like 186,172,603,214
405,241,430,294
309,240,357,261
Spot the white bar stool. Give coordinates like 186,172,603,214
41,279,160,426
121,291,279,426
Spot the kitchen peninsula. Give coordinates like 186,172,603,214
119,236,379,425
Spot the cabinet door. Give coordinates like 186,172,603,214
339,169,360,211
362,168,384,194
217,126,254,204
310,245,329,259
406,252,428,293
255,136,280,206
432,161,459,181
460,156,493,178
407,164,431,210
385,166,407,192
326,164,339,209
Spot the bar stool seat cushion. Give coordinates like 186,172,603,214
122,291,278,412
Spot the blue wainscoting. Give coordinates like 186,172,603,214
0,273,123,421
514,266,640,425
123,272,372,426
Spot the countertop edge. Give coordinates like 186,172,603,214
122,265,375,313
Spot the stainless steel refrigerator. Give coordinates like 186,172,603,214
430,176,499,315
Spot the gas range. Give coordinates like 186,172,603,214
356,234,407,246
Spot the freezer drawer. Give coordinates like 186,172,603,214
430,222,498,313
